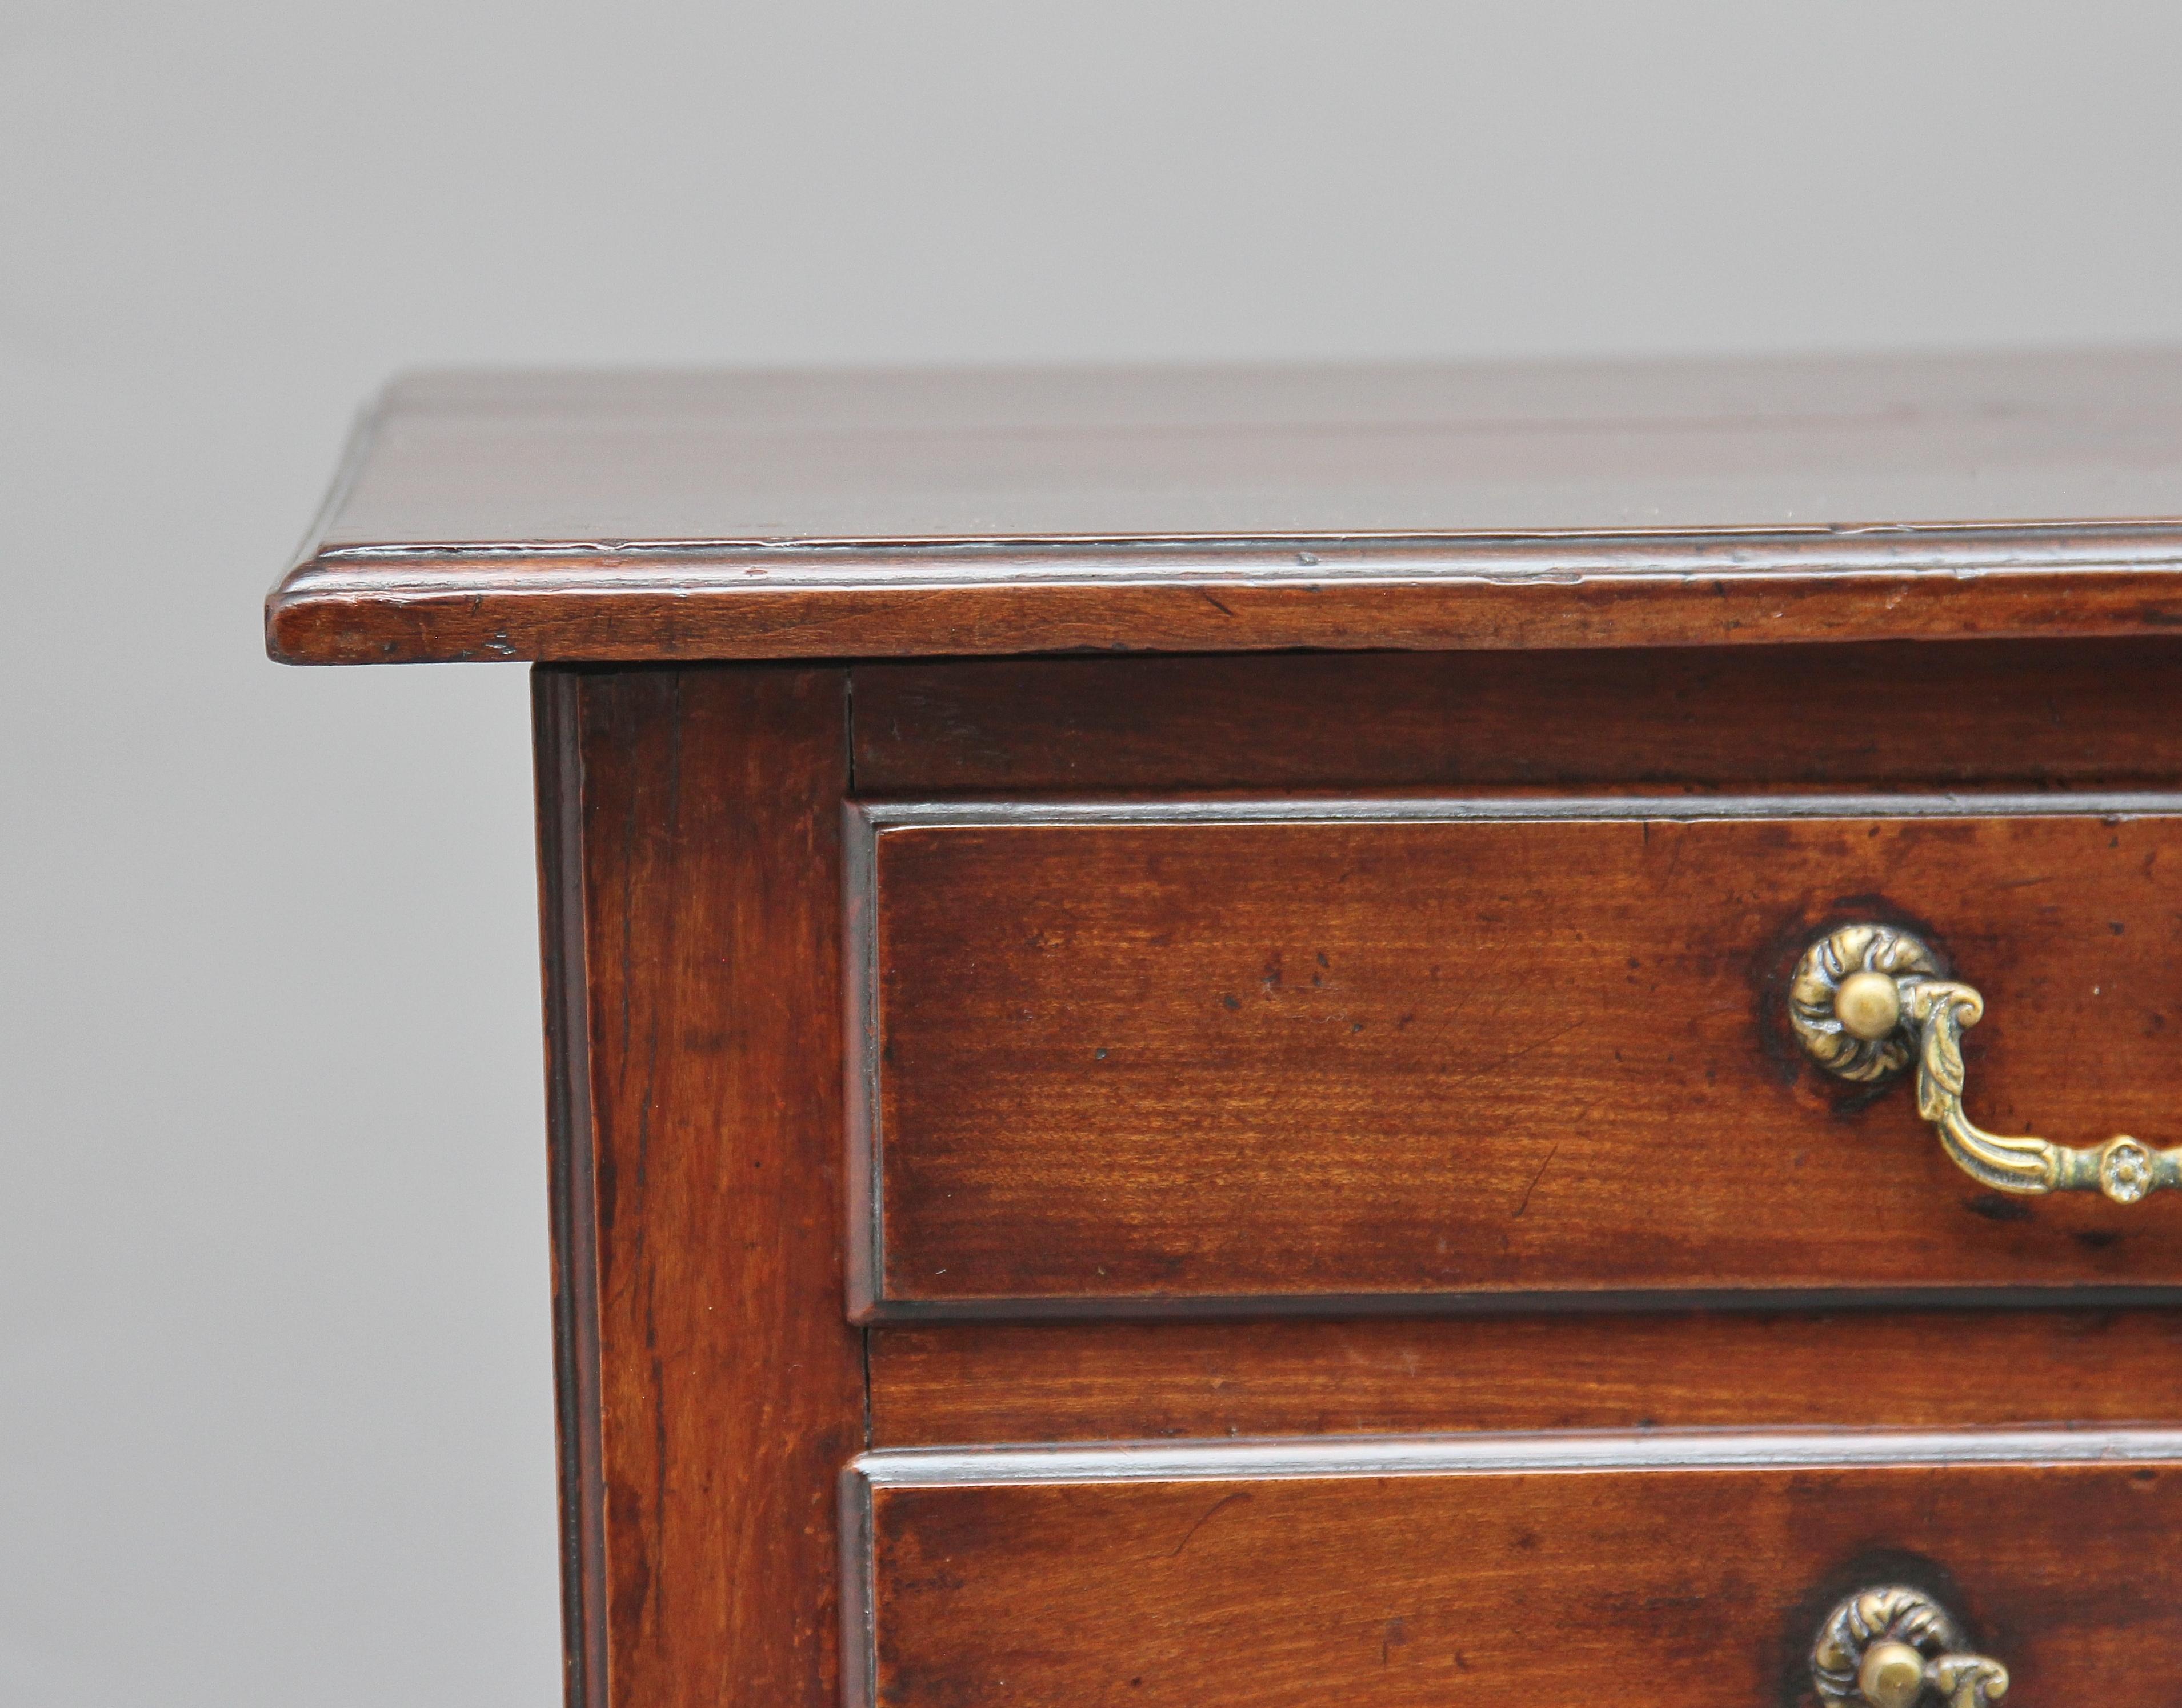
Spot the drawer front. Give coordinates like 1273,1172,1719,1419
848,796,2182,1314
846,1431,2182,1708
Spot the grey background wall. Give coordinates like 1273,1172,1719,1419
7,3,2182,1702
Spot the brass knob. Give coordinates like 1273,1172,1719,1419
1860,1641,1936,1708
1833,969,1904,1042
1813,1586,2009,1708
1790,922,2181,1202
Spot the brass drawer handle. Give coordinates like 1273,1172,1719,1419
1792,922,2181,1202
1813,1586,2009,1708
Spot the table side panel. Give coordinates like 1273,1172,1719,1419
535,671,610,1708
867,1311,2182,1446
542,665,866,1708
852,638,2182,794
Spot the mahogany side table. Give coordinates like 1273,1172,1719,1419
271,354,2182,1708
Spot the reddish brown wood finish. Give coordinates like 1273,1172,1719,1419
858,1452,2182,1708
867,1312,2182,1445
282,366,2182,1708
852,638,2182,794
535,673,609,1707
859,805,2182,1310
268,533,2182,665
292,356,2182,546
538,666,864,1708
268,355,2182,665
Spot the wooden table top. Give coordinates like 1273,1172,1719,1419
267,350,2182,664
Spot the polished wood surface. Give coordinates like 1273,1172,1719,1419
855,1444,2182,1708
270,363,2182,1708
539,667,864,1708
306,355,2182,544
868,1311,2182,1444
853,638,2182,793
533,674,608,1706
858,803,2182,1311
267,353,2182,665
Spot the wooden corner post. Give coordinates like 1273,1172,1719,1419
534,665,865,1708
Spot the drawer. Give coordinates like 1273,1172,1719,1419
843,1430,2182,1708
846,795,2182,1316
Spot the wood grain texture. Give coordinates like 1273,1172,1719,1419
534,671,609,1708
302,356,2182,544
867,1311,2182,1445
853,638,2182,794
267,354,2182,665
859,802,2182,1310
542,666,864,1708
855,1448,2182,1708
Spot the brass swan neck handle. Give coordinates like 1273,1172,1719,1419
1791,923,2181,1202
1813,1586,2009,1708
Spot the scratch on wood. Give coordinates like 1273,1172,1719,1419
1512,1143,1560,1219
1171,1489,1254,1557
